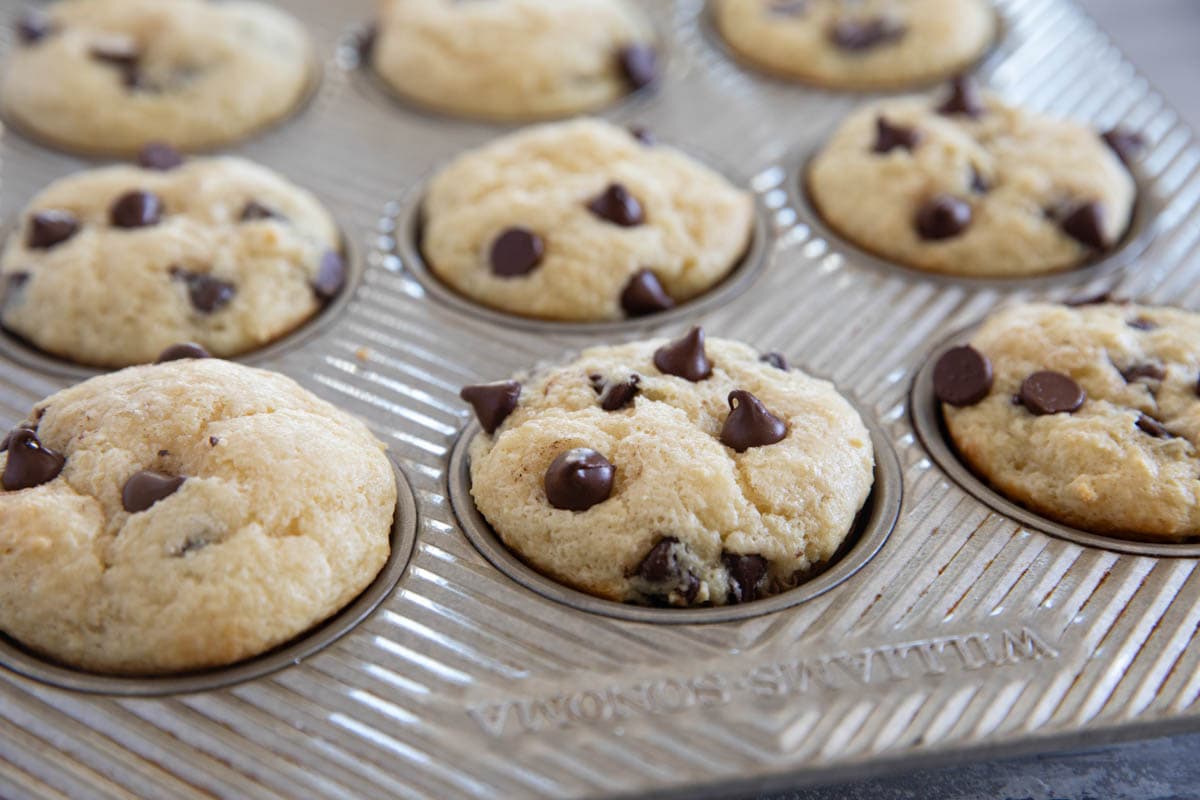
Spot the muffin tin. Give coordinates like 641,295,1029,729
2,0,1200,798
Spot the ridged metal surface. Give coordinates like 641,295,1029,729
1,0,1199,798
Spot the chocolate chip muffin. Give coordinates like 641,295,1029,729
713,0,996,90
935,302,1200,542
0,355,396,674
807,79,1139,277
371,0,657,121
0,147,345,368
461,329,875,606
422,119,755,322
2,0,315,154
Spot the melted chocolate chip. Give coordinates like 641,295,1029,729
1019,371,1085,415
137,142,184,171
629,126,655,146
829,17,905,51
27,210,79,249
760,352,788,370
720,390,788,452
1127,316,1157,331
16,10,53,44
873,116,921,154
618,44,658,90
1061,202,1107,249
723,553,768,604
916,194,972,240
313,250,346,300
587,183,644,227
1102,128,1145,167
460,381,521,434
620,269,674,317
110,190,163,228
653,327,712,382
489,227,544,277
1136,413,1172,439
638,537,683,583
2,428,64,490
933,345,993,407
155,342,210,363
597,375,640,411
937,76,985,118
171,268,235,313
544,448,614,511
122,470,185,513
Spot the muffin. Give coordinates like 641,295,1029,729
371,0,658,121
2,0,316,154
713,0,996,90
421,119,755,322
0,145,345,368
936,301,1200,542
460,328,875,606
0,354,396,674
807,78,1139,277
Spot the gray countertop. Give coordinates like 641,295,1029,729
754,2,1200,798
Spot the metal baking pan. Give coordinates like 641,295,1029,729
2,0,1199,798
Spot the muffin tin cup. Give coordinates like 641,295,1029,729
0,455,418,696
0,224,363,380
912,322,1200,558
784,138,1161,292
447,398,902,624
698,0,1015,94
339,21,665,127
382,170,773,337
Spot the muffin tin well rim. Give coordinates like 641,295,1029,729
447,392,902,625
911,320,1200,558
697,0,1014,95
0,32,326,160
384,160,773,337
784,133,1160,291
0,454,419,696
0,218,364,380
339,17,666,128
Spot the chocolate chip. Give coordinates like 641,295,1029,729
137,142,184,171
937,76,985,118
587,183,644,227
240,200,280,222
1061,202,1107,249
933,345,993,406
460,381,521,434
720,390,788,453
598,375,640,411
16,10,54,44
1102,128,1145,167
722,553,768,604
313,250,346,300
629,126,655,146
916,194,972,240
653,327,712,382
1136,413,1172,439
157,449,169,457
620,269,674,317
638,537,683,583
2,428,64,491
1128,316,1157,331
760,352,788,370
122,470,185,513
873,116,921,154
155,342,210,363
489,227,544,277
544,448,614,511
209,436,220,447
829,17,905,51
617,44,658,90
27,210,79,250
1019,371,1085,415
171,268,235,313
1120,362,1164,383
110,190,163,228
